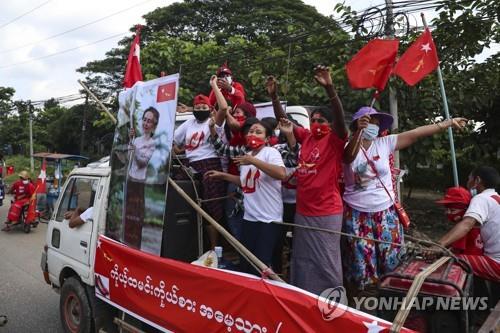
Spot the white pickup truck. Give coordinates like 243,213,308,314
40,157,201,332
40,106,312,333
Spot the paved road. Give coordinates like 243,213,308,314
0,196,63,333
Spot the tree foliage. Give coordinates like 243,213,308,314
1,0,498,188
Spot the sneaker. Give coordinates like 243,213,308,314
1,225,11,232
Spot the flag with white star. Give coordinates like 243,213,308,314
394,28,439,86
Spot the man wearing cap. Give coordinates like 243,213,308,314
173,94,225,249
208,62,246,108
2,170,35,231
427,166,500,282
342,107,467,291
436,187,483,255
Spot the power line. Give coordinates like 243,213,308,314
0,0,157,55
0,0,53,31
0,32,128,70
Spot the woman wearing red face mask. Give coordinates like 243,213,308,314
436,187,483,255
206,121,287,275
267,66,348,295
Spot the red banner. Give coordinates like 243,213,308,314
95,236,414,333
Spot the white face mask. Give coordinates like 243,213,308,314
274,129,280,137
362,123,380,141
225,76,233,85
22,180,29,185
470,188,478,197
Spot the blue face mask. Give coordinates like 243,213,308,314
362,123,380,141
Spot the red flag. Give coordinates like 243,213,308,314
123,26,143,88
156,82,176,103
346,39,399,91
393,28,439,86
36,158,46,194
26,186,38,223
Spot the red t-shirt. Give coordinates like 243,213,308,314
452,227,483,255
208,82,246,107
295,127,346,216
11,180,35,201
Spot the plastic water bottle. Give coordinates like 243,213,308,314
214,246,226,269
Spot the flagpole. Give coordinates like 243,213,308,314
421,14,459,187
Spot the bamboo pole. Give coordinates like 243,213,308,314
167,178,284,282
77,80,117,124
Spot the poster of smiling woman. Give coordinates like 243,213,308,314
106,74,179,255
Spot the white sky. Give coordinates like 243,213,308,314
0,0,497,102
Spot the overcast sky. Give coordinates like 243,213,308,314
0,0,496,103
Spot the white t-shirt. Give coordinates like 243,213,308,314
79,206,94,222
173,118,218,162
464,189,500,262
240,147,285,223
343,135,397,212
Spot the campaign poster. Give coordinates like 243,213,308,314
105,74,179,255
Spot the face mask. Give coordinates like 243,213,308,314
311,123,331,139
470,188,478,197
274,129,280,137
225,76,233,85
22,180,29,185
193,111,210,122
234,115,246,124
362,123,380,141
246,135,266,150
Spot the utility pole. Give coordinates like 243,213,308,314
28,100,34,173
80,93,88,155
385,0,401,201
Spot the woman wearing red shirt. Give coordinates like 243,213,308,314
268,66,348,295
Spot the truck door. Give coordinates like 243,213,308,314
48,176,99,268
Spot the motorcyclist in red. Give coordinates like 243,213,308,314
2,170,35,231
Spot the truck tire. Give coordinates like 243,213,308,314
60,277,92,333
86,285,118,333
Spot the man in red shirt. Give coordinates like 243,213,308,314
208,62,246,108
267,65,348,295
2,170,35,231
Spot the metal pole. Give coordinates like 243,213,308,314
421,14,459,186
385,0,401,201
28,100,34,173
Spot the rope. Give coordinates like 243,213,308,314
271,220,452,257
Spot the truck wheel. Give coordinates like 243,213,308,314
60,277,92,333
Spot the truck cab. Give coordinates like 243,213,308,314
41,157,200,332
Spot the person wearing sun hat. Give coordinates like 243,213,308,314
342,106,468,291
436,186,483,255
2,170,35,231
